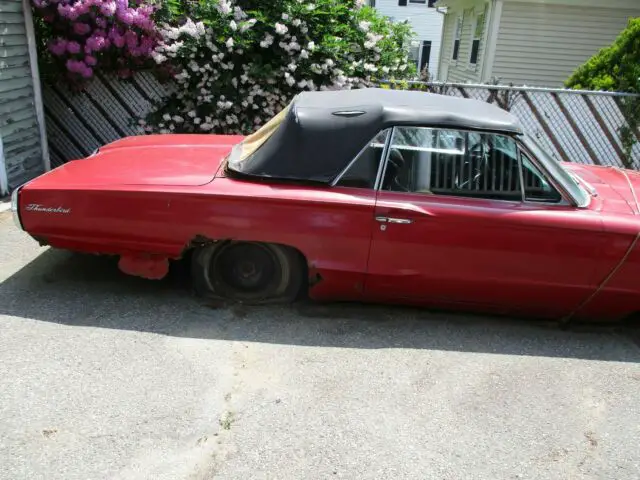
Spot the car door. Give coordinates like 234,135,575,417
364,126,609,319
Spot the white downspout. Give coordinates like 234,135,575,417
0,136,8,196
481,0,503,82
22,0,50,172
434,6,448,81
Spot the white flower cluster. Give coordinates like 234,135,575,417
145,0,411,135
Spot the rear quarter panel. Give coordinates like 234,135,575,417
20,178,377,300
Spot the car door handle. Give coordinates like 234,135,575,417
375,216,413,224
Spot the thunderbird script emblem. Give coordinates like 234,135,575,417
25,204,71,214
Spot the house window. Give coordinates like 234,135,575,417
398,0,407,6
409,0,426,3
369,0,376,6
469,9,486,66
419,40,432,73
452,16,462,61
409,40,433,74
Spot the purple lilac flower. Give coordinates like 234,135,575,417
112,34,125,48
118,9,134,24
136,15,153,31
66,41,81,54
86,34,105,51
115,0,127,12
66,59,84,72
95,17,107,28
74,2,89,15
49,38,68,56
99,1,116,16
59,4,79,20
138,36,153,54
80,65,94,78
57,3,69,17
141,5,155,15
73,22,91,35
124,30,138,49
85,55,97,66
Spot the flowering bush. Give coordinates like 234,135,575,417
32,0,159,82
142,0,415,134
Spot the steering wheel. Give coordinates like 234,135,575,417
454,142,489,190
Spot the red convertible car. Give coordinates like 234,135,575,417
10,88,640,323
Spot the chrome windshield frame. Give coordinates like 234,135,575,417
518,134,592,208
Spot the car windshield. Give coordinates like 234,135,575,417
521,134,591,208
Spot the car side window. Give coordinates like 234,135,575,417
335,129,390,189
382,127,522,201
521,152,562,203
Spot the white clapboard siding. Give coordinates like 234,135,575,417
0,0,43,190
438,3,488,83
491,3,640,87
372,0,444,78
437,10,456,81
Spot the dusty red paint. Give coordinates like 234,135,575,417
16,134,640,322
118,254,169,280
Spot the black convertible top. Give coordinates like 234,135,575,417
226,88,524,184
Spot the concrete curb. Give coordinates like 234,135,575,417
0,197,11,213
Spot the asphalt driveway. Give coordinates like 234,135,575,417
1,211,640,480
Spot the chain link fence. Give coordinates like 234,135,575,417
43,72,173,168
381,80,640,169
44,75,640,170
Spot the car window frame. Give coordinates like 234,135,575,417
373,125,580,207
331,125,584,209
517,136,590,208
330,128,392,189
376,126,527,204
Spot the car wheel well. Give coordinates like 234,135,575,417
188,238,309,303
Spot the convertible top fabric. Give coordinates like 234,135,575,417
226,88,524,184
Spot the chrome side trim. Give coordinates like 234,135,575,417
332,110,366,118
11,185,23,230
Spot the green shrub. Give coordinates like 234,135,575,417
565,17,640,93
566,17,640,166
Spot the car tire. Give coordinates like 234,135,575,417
191,241,305,304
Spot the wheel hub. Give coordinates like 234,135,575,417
216,244,277,293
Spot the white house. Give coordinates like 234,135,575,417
370,0,445,79
436,0,640,87
0,0,48,195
